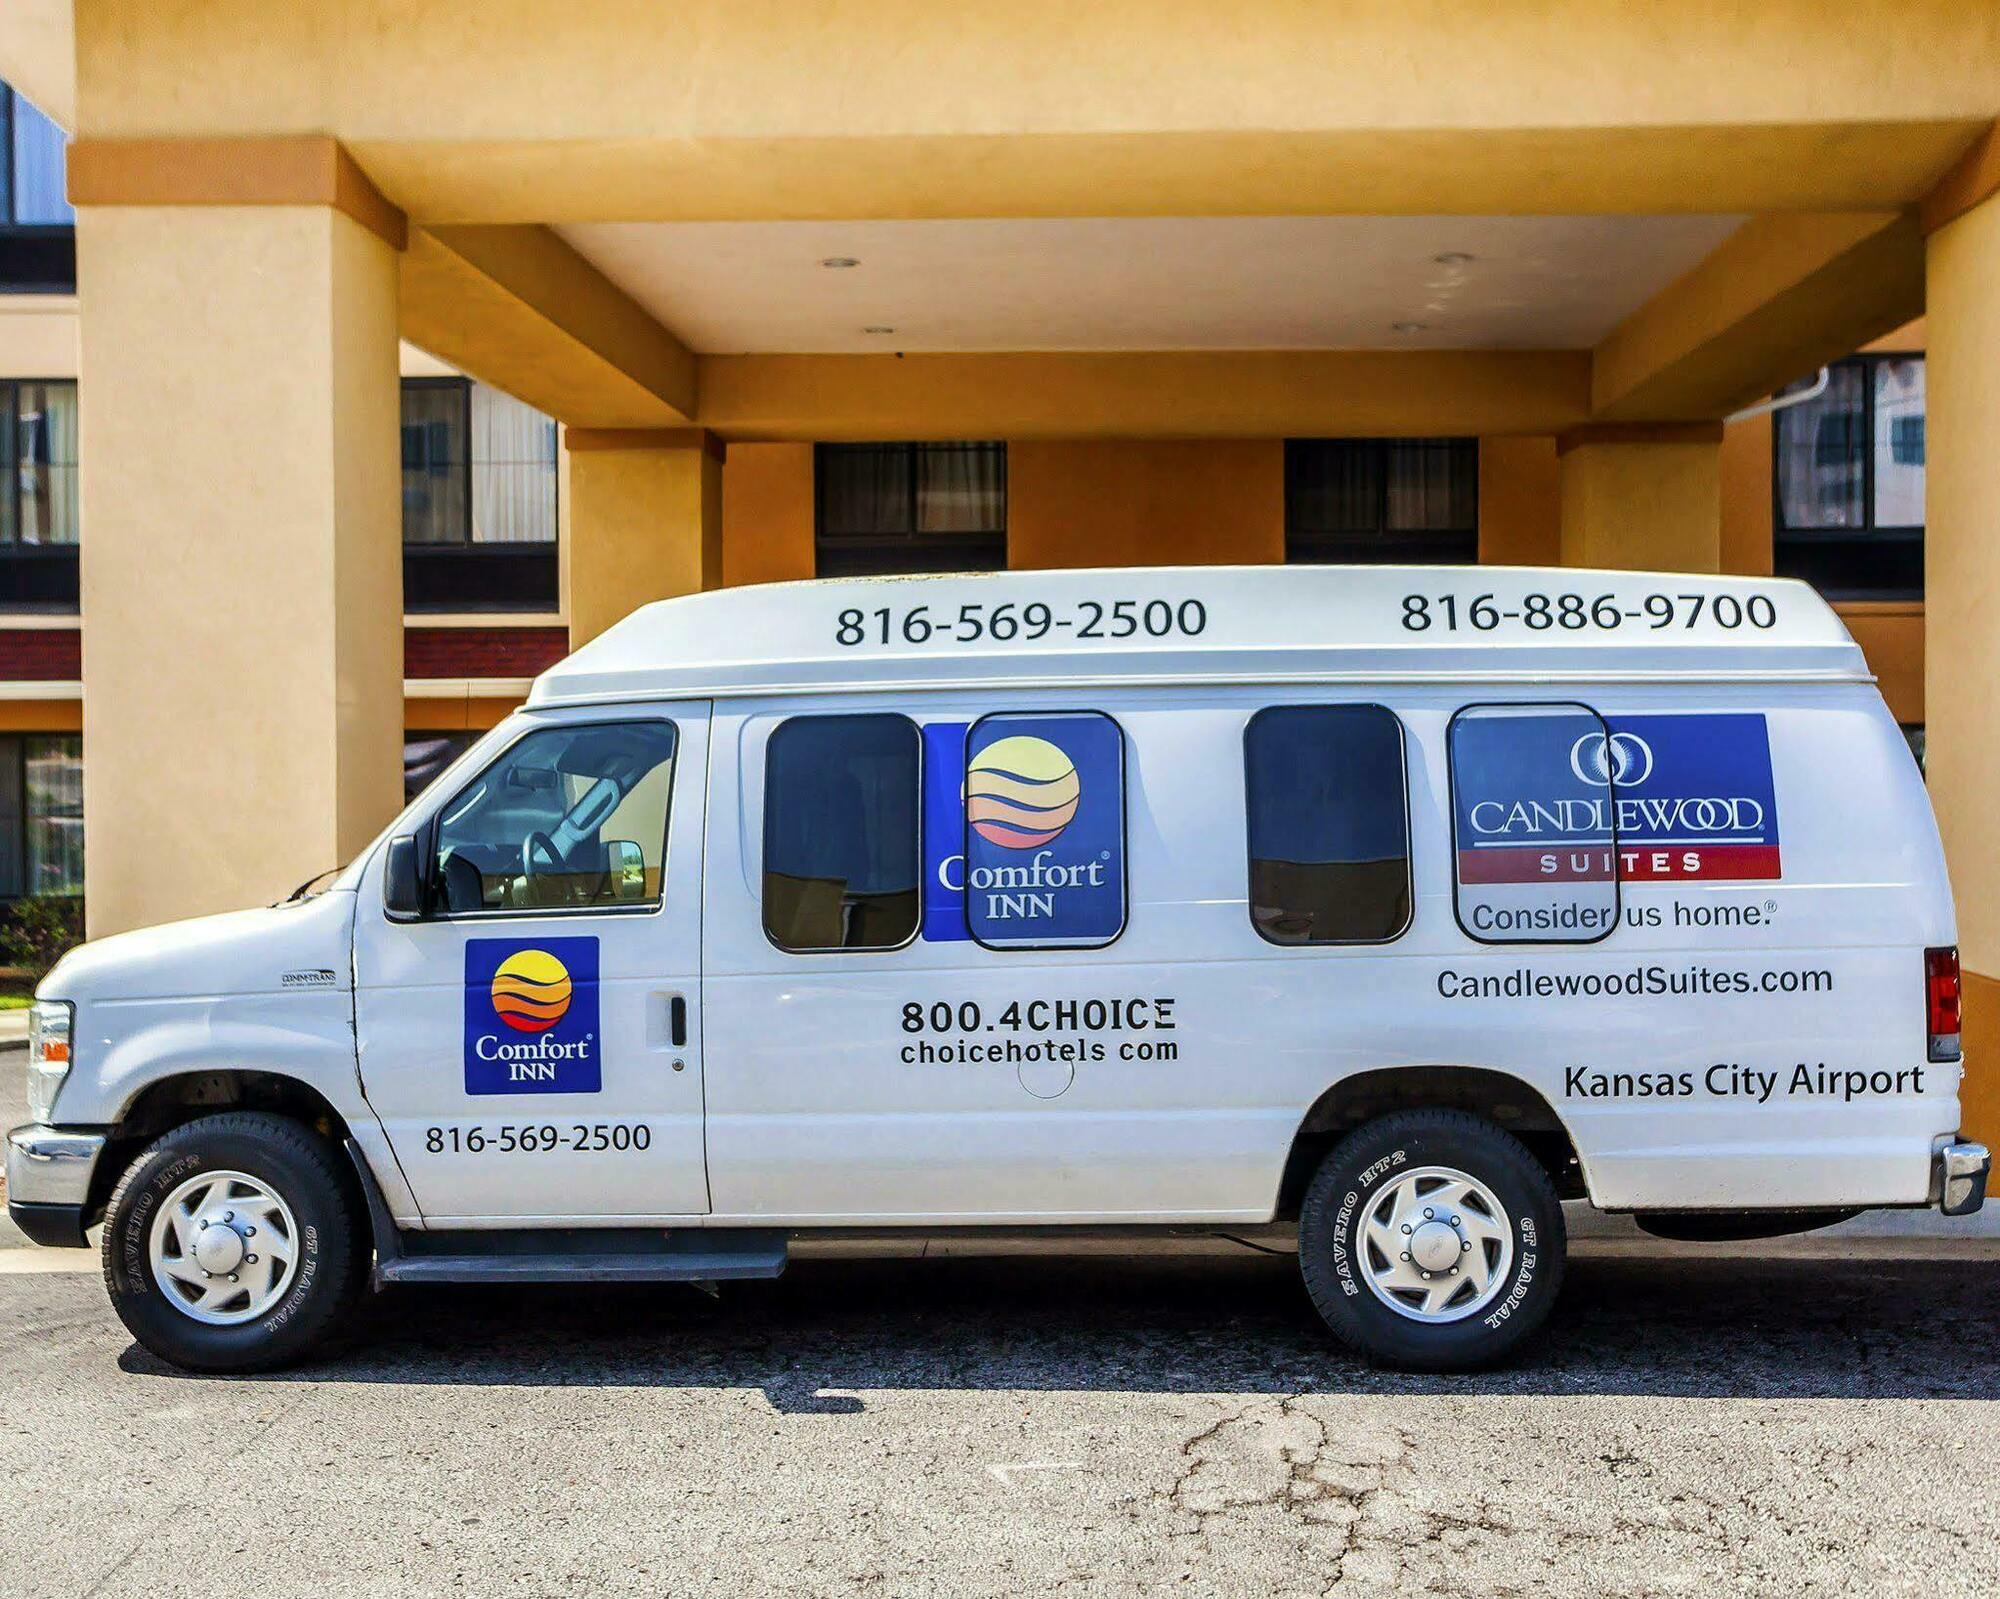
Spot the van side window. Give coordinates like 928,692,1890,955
1244,705,1411,944
962,711,1127,950
432,721,677,915
764,713,921,952
1448,703,1619,944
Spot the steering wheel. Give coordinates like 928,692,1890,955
522,829,564,885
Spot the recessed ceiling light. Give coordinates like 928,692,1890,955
1433,251,1474,266
819,256,861,269
863,325,896,335
1391,321,1428,334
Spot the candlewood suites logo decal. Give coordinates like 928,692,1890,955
1455,712,1780,885
922,713,1126,947
464,936,600,1094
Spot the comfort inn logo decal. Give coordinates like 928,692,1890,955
464,936,600,1095
489,948,574,1032
966,735,1082,848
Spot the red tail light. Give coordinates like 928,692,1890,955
1927,946,1962,1062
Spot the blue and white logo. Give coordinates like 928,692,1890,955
922,713,1127,947
463,936,601,1095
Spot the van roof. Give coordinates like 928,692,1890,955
529,566,1869,707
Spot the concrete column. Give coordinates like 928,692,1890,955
1924,188,2000,1145
78,205,403,936
564,430,724,647
1555,426,1724,571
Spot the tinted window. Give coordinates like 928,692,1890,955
432,722,676,914
1245,705,1411,944
1285,439,1477,564
1448,703,1618,944
764,714,921,951
815,443,1007,576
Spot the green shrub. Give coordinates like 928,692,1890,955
0,895,85,982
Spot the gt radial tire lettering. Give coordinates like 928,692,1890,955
1483,1247,1538,1329
263,1229,319,1333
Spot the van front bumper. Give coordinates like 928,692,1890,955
1935,1140,1990,1217
5,1124,106,1248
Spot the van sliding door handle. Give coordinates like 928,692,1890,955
668,995,688,1048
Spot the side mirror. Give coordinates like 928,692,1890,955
606,840,647,902
384,835,426,918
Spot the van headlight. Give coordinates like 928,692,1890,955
25,1000,74,1123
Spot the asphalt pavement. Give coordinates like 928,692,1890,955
6,1054,2000,1595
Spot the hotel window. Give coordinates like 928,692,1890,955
815,443,1007,577
1773,354,1924,599
404,731,481,802
402,378,560,612
1285,439,1478,564
0,380,80,611
0,734,83,899
0,82,75,292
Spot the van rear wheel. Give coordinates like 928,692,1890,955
101,1111,365,1373
1299,1109,1565,1371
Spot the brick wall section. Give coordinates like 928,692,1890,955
403,626,568,680
0,629,82,679
0,628,568,686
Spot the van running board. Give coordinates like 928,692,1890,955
374,1233,788,1287
343,1138,786,1288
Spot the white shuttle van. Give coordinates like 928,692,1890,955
7,566,1989,1372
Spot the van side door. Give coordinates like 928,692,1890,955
354,708,711,1224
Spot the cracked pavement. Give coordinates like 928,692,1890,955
3,1240,1998,1597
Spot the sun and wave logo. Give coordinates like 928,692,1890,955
966,735,1081,850
488,948,573,1034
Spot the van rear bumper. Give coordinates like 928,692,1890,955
1935,1140,1990,1217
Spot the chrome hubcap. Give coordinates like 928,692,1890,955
1357,1164,1514,1324
148,1170,300,1326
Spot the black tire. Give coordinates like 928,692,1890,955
1299,1109,1566,1371
101,1111,365,1373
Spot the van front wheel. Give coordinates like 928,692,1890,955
1299,1110,1565,1371
101,1111,365,1373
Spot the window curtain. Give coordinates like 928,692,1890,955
9,92,73,225
1872,357,1925,530
0,386,15,548
1287,441,1382,536
0,738,22,898
24,735,82,896
1775,364,1866,530
915,443,1005,535
469,384,558,545
400,384,468,544
819,446,913,537
1384,441,1475,532
16,382,78,546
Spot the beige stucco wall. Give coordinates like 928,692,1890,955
78,204,404,936
1922,188,2000,1143
0,296,80,379
722,443,815,588
1477,437,1561,566
564,438,723,646
1558,439,1722,572
1008,440,1283,568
